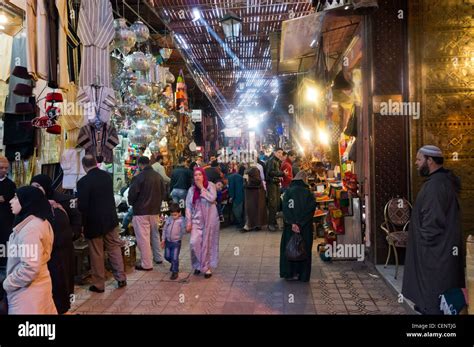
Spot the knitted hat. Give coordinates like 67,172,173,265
419,145,443,158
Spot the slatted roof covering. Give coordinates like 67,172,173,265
151,0,314,120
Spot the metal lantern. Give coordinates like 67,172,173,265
113,18,136,54
135,79,152,100
130,20,150,43
129,51,150,71
159,48,173,60
220,12,242,40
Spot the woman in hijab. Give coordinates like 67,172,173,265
3,186,57,314
185,167,220,278
31,174,74,314
280,171,317,282
243,165,267,232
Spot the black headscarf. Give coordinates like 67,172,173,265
30,174,54,199
14,186,52,226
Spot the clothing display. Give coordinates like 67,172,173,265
5,30,31,114
2,112,36,161
39,130,61,164
77,85,115,123
60,148,86,189
0,33,13,82
56,0,69,89
36,0,49,80
77,0,114,88
77,123,119,163
66,0,81,83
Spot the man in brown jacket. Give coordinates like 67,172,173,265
128,156,165,271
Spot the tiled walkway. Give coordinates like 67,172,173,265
71,226,412,314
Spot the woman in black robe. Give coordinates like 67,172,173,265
31,175,75,314
243,166,267,232
280,171,316,282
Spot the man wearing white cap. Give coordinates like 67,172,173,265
402,145,465,314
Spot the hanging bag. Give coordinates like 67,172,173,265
344,105,357,137
285,231,308,261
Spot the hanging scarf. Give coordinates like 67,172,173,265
192,167,209,206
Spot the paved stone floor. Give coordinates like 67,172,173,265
71,226,412,314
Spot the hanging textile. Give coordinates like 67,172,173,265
36,0,50,80
0,33,13,82
5,29,31,114
77,85,115,123
67,0,81,83
77,0,114,88
26,0,37,78
77,123,119,164
56,0,70,89
77,0,115,144
60,148,86,189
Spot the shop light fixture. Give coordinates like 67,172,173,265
192,8,201,22
318,128,330,146
0,14,7,24
0,25,4,30
310,39,317,47
302,129,311,141
220,12,242,40
305,85,320,103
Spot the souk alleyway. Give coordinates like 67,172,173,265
70,227,413,315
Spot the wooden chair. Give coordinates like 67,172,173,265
380,198,412,279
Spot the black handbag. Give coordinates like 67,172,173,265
344,105,357,137
285,232,308,261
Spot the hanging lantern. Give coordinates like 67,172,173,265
129,51,150,71
131,20,150,43
159,48,173,60
135,79,152,100
113,18,136,54
220,12,242,40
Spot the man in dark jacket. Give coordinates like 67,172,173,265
170,156,193,206
205,160,222,183
128,156,165,271
77,155,126,293
228,165,245,229
402,145,465,314
265,148,285,231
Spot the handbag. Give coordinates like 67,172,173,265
343,105,357,137
285,232,307,261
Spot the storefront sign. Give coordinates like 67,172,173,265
191,109,202,122
222,127,242,138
